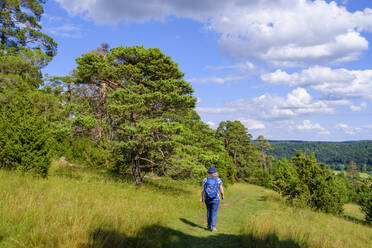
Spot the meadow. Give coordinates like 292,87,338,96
0,162,371,248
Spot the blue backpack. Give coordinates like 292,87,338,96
205,177,219,200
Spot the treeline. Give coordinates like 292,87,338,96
0,0,371,223
268,141,372,172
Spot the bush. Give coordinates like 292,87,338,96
272,152,343,214
244,168,272,188
57,137,110,168
0,91,52,177
358,180,372,224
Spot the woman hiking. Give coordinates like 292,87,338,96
200,166,224,232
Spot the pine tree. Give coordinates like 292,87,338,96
74,46,196,185
216,120,258,180
346,160,360,191
0,0,57,59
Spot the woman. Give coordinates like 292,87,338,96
200,166,224,232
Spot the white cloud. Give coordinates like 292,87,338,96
335,123,362,134
206,121,216,127
47,24,83,38
196,107,236,114
196,88,335,120
188,75,249,84
296,120,330,135
239,119,265,130
204,61,255,72
262,66,372,100
350,102,367,111
43,14,84,38
55,0,372,66
210,0,372,66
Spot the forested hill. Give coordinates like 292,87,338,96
268,140,372,172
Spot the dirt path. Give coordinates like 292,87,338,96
198,192,247,226
168,185,269,248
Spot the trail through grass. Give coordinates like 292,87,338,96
166,184,269,248
0,162,371,248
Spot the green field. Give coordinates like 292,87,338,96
0,162,371,248
333,170,371,179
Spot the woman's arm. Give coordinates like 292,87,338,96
200,186,205,202
219,185,224,200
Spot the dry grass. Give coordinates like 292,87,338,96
0,162,200,247
240,191,372,248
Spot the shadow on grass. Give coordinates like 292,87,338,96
52,164,192,195
80,224,305,248
179,218,205,230
342,214,370,226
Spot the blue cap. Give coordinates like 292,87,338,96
207,166,217,173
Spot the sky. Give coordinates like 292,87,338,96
40,0,372,141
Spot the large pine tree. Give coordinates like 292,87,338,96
74,46,196,185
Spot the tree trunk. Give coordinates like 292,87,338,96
1,3,11,55
130,111,142,185
131,155,143,185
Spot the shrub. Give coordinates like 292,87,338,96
273,151,343,214
57,137,110,168
358,180,372,224
0,91,52,177
244,168,272,188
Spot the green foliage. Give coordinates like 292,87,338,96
358,179,372,224
0,87,52,177
273,151,343,214
269,140,372,172
216,120,258,180
0,0,57,60
167,114,235,184
334,172,355,204
73,45,196,184
246,168,272,188
255,135,274,172
346,160,360,192
56,137,110,168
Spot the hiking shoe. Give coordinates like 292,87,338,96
212,227,217,232
206,226,211,231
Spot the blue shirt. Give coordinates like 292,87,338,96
203,177,223,201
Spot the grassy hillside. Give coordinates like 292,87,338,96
0,162,371,248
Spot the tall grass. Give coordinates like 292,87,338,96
1,162,371,248
240,192,372,248
0,162,201,247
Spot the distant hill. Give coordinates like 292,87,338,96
266,140,372,172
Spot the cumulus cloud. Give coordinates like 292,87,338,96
262,66,372,100
55,0,372,66
188,75,249,84
296,120,330,135
196,88,337,120
239,119,265,130
350,102,367,111
335,123,362,134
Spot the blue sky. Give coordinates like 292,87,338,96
41,0,372,141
